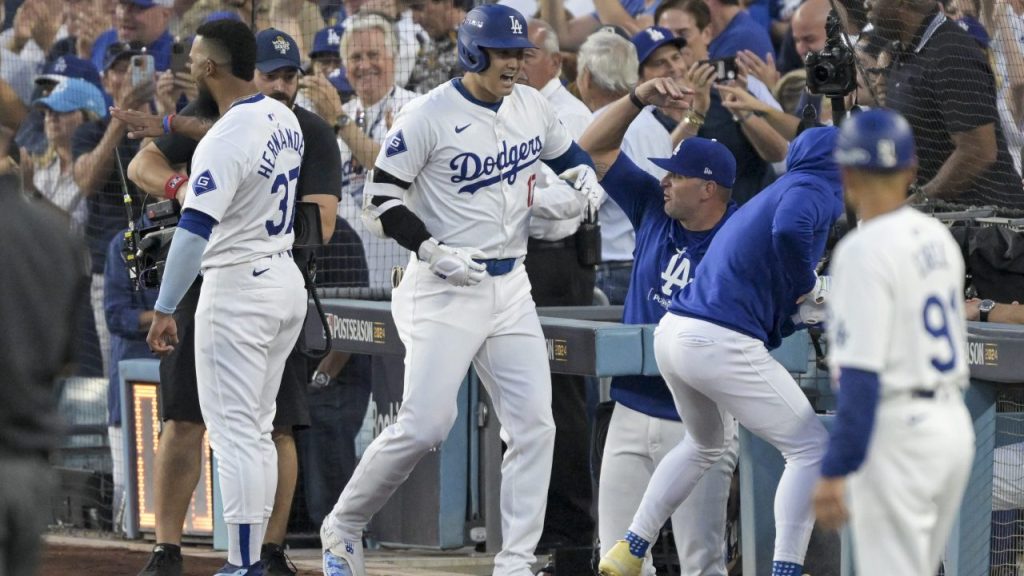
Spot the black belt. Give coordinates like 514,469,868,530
910,389,936,399
527,236,576,250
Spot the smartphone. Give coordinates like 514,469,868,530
130,54,155,88
170,40,190,74
700,56,739,82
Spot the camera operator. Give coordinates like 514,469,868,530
117,29,340,576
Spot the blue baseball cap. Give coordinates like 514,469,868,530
36,55,103,91
649,137,737,188
122,0,174,7
203,10,243,24
328,67,354,94
631,26,686,67
256,28,302,73
311,25,344,58
34,78,108,119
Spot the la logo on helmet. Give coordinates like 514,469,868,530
510,16,523,35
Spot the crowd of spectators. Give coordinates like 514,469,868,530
1,0,1022,564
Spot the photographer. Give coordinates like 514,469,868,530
120,29,339,576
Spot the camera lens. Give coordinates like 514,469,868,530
813,62,835,83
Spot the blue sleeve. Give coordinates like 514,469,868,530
821,367,881,477
104,233,148,337
542,141,595,175
771,187,822,296
154,212,215,314
601,153,662,230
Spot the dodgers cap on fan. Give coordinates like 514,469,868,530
834,108,916,172
650,137,737,188
311,25,344,58
103,41,144,72
36,55,103,90
328,67,354,94
256,28,302,73
203,10,243,24
125,0,174,7
34,78,108,119
631,26,686,67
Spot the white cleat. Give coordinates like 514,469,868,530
321,523,366,576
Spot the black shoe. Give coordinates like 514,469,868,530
260,543,297,576
138,544,183,576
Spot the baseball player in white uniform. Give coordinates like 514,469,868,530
146,20,307,575
319,5,602,576
814,109,975,575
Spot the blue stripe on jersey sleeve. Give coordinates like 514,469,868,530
821,367,881,477
178,208,219,241
542,141,594,175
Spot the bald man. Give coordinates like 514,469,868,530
791,0,832,60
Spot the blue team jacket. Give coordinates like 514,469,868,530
668,126,843,350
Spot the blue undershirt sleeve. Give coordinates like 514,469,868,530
542,141,595,175
821,367,881,477
154,209,217,314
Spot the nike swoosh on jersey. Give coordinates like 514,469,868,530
455,124,471,133
253,268,270,277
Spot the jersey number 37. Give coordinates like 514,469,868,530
266,166,300,237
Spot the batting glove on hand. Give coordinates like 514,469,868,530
559,164,605,209
418,238,486,287
792,275,831,326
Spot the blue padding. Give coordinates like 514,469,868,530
769,331,810,373
594,324,644,376
642,325,660,376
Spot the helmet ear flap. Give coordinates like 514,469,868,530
458,37,489,73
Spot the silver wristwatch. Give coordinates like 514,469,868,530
311,370,331,389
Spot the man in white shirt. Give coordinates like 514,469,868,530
518,18,599,554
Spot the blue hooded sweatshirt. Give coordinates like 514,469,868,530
667,126,844,350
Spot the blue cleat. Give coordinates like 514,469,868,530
213,562,263,575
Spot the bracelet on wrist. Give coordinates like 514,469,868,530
628,87,645,110
162,114,176,134
682,110,704,131
164,173,188,200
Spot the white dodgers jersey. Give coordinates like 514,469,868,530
185,94,305,268
370,80,574,258
827,206,969,394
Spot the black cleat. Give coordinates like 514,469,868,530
138,543,183,576
260,543,297,576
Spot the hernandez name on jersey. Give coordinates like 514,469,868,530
185,94,305,268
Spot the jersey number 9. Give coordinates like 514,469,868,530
922,291,960,373
266,167,301,237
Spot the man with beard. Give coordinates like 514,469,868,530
867,0,1022,207
116,27,339,576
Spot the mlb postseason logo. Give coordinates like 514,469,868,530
510,16,523,35
273,35,290,55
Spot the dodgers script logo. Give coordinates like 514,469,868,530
449,136,543,194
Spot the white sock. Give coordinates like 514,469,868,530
227,523,264,567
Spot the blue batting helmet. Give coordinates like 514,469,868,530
457,4,534,73
834,108,917,172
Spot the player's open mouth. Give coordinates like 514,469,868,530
500,72,516,84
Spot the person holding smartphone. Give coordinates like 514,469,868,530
70,40,154,379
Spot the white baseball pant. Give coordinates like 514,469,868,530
599,403,738,576
195,253,306,529
631,314,827,565
325,258,556,576
848,394,974,576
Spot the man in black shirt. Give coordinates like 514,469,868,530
871,0,1023,208
117,29,340,576
0,158,88,576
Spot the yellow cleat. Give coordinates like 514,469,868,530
598,540,644,576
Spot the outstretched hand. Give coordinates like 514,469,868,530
635,77,694,111
110,107,165,140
